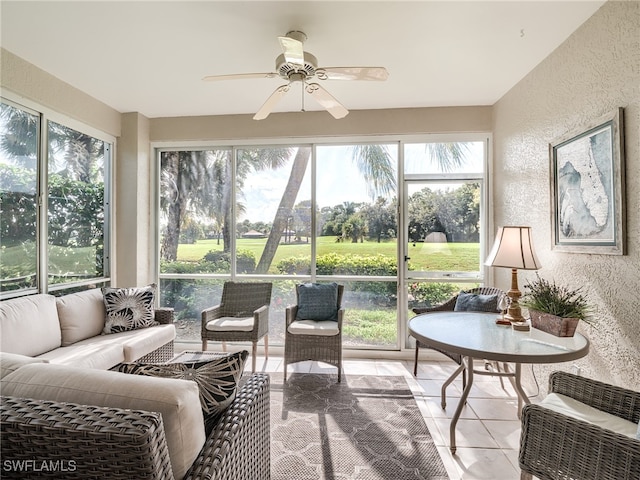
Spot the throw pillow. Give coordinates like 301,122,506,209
102,284,157,334
296,282,339,321
113,350,248,431
454,291,499,313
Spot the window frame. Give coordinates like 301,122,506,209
0,95,114,299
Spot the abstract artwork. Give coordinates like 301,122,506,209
550,108,625,254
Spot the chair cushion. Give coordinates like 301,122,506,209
0,352,48,380
288,319,340,336
102,284,158,334
114,350,248,432
205,316,254,332
56,288,105,346
296,282,339,321
1,363,205,480
541,392,638,438
454,292,499,312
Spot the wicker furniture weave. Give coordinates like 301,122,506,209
136,307,176,363
201,282,272,373
519,371,640,480
284,284,344,382
0,373,270,480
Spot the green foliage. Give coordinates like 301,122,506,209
343,309,397,345
521,274,594,324
203,249,256,273
408,282,458,308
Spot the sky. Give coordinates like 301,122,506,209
239,142,484,224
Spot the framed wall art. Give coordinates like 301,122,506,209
549,107,626,255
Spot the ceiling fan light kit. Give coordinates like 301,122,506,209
203,30,388,120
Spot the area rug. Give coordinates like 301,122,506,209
270,373,449,480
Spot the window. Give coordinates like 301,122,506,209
157,136,488,350
0,99,112,297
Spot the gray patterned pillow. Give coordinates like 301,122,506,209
113,350,248,431
102,284,158,334
296,282,339,321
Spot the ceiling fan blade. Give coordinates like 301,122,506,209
305,83,349,119
253,84,291,120
316,67,389,81
202,72,278,81
278,36,304,67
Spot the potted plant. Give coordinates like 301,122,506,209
521,274,594,337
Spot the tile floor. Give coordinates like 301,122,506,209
234,353,538,480
232,356,536,480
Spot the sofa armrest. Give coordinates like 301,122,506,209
154,307,175,325
184,373,270,480
0,396,175,480
519,403,640,480
549,371,640,423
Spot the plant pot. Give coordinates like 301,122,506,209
529,309,579,337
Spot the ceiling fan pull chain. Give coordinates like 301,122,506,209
301,82,306,112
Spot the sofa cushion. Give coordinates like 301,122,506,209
0,294,61,356
37,342,125,369
296,282,339,321
0,352,48,379
36,323,176,367
114,350,248,431
454,292,499,312
1,363,205,480
102,284,158,334
541,392,638,438
56,289,106,346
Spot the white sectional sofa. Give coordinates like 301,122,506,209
0,288,176,368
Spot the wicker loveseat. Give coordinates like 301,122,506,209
1,363,270,480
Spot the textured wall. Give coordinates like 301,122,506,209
493,1,639,392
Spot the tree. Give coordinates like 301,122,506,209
255,142,471,273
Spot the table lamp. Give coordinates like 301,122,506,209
485,226,541,323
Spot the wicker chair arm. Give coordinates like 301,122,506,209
154,307,175,325
519,403,640,480
0,396,175,480
412,296,458,315
549,371,640,423
184,373,270,480
285,305,298,326
201,305,223,326
253,304,270,337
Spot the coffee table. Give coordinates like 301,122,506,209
409,311,589,453
168,350,229,363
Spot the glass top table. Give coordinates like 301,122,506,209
409,311,589,453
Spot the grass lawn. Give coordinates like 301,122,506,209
177,237,479,272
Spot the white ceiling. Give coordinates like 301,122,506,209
1,1,605,119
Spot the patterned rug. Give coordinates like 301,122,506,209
270,373,449,480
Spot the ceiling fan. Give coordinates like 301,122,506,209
203,31,389,120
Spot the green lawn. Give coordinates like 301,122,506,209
177,237,479,272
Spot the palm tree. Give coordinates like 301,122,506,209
159,147,292,262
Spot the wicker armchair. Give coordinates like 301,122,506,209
201,282,272,373
0,373,270,480
284,283,344,382
411,286,505,404
519,371,640,480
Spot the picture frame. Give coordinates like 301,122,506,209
549,108,625,255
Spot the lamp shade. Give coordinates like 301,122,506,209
485,226,541,270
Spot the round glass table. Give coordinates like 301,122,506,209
409,311,589,453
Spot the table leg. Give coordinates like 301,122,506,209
450,356,473,454
504,362,530,419
441,363,465,409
